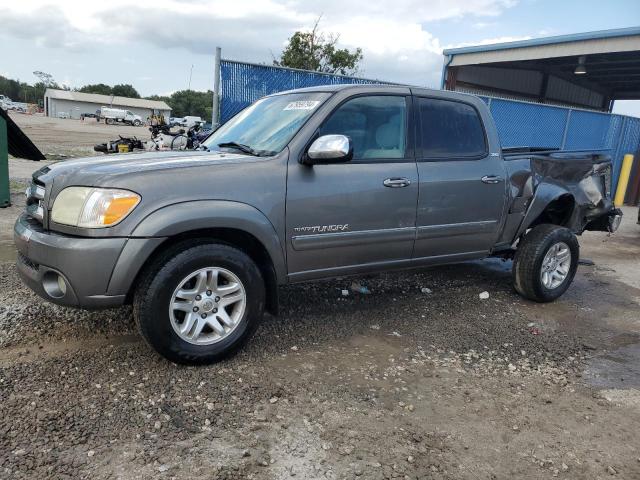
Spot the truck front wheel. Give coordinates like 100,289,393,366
133,242,265,364
512,224,579,302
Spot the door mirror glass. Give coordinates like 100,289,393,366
305,135,353,164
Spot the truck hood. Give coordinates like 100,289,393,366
35,150,255,182
32,147,287,238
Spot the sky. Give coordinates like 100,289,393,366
0,0,639,115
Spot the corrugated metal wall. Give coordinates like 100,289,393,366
452,65,605,109
479,95,639,190
219,60,394,123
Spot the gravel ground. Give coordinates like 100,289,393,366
7,111,148,159
1,177,640,479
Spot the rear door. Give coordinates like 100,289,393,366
413,94,507,260
285,94,418,280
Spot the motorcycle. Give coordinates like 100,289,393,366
146,123,211,151
94,135,144,154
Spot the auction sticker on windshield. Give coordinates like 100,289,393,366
284,100,320,111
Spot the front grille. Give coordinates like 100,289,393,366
24,179,46,225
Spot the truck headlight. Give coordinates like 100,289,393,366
51,187,141,228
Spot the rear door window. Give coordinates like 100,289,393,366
319,96,407,160
417,98,487,159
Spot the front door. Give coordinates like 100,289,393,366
285,95,418,281
413,95,507,260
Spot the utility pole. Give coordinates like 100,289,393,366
212,47,221,126
188,64,194,90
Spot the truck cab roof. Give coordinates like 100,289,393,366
272,83,481,103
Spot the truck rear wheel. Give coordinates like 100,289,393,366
133,242,265,364
512,224,579,302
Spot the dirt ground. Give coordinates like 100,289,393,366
1,162,640,479
7,111,148,158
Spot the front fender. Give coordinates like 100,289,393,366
106,200,286,296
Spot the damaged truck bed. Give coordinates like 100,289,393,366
498,151,621,252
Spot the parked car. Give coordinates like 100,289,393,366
100,107,143,126
0,94,12,110
180,116,203,128
4,101,27,112
15,85,621,364
81,112,99,120
0,98,27,112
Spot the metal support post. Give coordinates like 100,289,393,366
212,47,221,126
0,114,10,208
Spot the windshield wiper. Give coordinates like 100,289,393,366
218,142,260,156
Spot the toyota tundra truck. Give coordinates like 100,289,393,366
15,85,622,364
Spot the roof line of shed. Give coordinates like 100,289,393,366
442,26,640,56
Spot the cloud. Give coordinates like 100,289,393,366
0,6,97,51
0,0,520,89
96,5,302,59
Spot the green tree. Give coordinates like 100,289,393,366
0,75,22,101
78,83,113,95
111,84,141,98
148,90,213,119
0,75,55,105
274,17,363,75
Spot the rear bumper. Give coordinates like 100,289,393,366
583,207,623,233
608,208,623,233
14,214,127,309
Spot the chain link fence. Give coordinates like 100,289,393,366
219,60,395,123
218,59,639,193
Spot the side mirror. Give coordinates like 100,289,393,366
303,135,352,165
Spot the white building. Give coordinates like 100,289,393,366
44,89,171,120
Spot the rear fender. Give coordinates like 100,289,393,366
514,183,574,239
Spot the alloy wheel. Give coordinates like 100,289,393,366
169,267,246,345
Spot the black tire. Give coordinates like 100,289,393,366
512,224,579,302
133,120,141,126
133,242,265,364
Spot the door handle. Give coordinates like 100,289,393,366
383,177,411,188
481,175,502,184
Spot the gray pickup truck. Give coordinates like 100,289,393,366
15,85,621,364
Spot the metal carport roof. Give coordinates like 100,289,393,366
441,27,640,110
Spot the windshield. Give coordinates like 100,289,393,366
203,92,331,156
